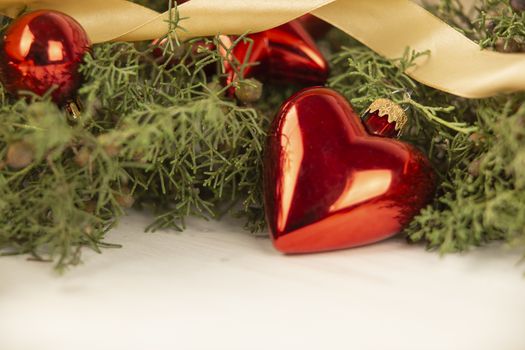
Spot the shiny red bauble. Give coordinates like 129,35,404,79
264,87,436,253
221,20,329,88
0,10,91,104
362,98,408,139
363,110,400,138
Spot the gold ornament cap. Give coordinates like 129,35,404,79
363,98,408,137
365,98,408,132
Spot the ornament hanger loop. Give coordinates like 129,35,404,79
389,88,412,112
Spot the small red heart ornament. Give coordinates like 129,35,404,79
297,14,332,39
221,20,329,87
264,87,436,253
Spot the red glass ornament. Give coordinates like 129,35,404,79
363,110,399,138
0,10,91,104
362,98,408,139
221,20,329,88
264,87,435,253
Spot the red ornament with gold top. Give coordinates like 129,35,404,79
362,98,408,138
0,10,91,104
220,19,329,89
263,88,435,253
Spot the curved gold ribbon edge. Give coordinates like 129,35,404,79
0,0,524,99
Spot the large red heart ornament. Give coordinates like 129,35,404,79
263,87,436,253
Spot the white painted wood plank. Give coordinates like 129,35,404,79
1,212,524,350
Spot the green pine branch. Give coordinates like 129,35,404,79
1,0,525,269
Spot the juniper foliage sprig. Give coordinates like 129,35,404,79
0,5,270,269
428,0,525,50
1,0,525,269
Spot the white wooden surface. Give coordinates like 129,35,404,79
1,212,524,350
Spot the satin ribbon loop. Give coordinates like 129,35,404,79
1,0,525,98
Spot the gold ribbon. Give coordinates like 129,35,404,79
1,0,525,99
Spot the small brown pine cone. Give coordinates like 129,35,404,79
6,141,34,169
511,0,525,13
235,79,263,103
115,187,135,208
